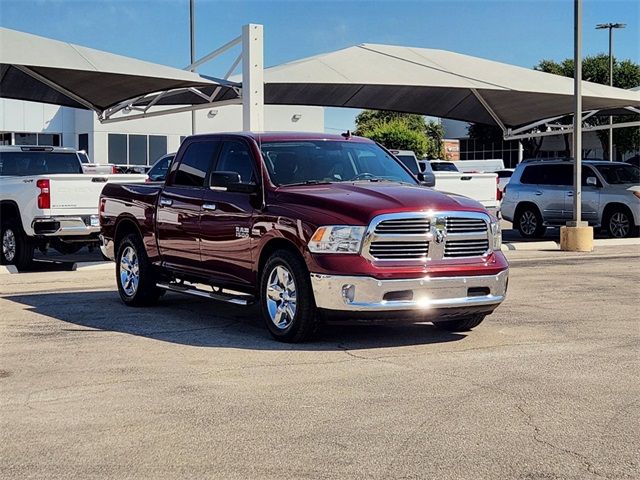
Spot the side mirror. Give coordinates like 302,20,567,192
210,171,258,193
586,176,598,187
417,172,436,188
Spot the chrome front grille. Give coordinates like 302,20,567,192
375,218,430,235
444,239,490,257
364,211,491,262
445,217,487,233
369,240,429,260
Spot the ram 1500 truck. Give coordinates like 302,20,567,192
99,132,508,342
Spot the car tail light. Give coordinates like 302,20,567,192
36,179,50,209
111,165,117,174
496,176,502,201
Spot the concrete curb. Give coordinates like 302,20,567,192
0,265,19,275
502,237,640,251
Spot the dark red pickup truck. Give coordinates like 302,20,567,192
99,132,508,342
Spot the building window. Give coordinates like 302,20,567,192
149,135,167,164
108,134,127,164
78,134,89,153
15,133,37,145
37,133,60,146
0,133,11,145
128,135,148,165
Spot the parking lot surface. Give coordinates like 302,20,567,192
1,246,639,479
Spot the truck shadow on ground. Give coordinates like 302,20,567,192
4,290,466,351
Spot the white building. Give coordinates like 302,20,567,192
0,98,324,165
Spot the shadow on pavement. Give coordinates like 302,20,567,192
3,290,466,351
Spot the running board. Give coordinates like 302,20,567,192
156,282,255,306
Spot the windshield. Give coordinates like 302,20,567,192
431,162,458,172
595,164,639,185
0,151,83,176
260,140,417,186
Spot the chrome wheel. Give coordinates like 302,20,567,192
2,228,16,262
519,210,537,236
609,212,630,238
119,246,140,297
265,265,297,330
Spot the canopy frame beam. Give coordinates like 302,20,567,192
14,64,102,115
470,88,506,133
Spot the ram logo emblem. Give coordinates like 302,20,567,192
434,217,447,244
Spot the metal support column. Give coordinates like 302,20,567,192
572,0,582,224
608,26,613,161
242,24,264,132
190,0,196,135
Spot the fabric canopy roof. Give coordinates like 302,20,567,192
262,44,640,129
0,28,238,115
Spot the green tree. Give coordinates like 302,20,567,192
355,110,444,158
534,54,640,158
360,119,431,158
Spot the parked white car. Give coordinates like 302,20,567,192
0,146,145,268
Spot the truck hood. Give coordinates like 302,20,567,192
273,182,488,225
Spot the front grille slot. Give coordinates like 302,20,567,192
445,217,487,233
444,239,490,257
369,241,429,260
375,218,430,235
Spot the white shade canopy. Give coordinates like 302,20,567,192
262,44,640,129
0,28,238,115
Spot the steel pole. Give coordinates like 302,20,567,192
608,26,613,161
573,0,582,223
190,0,196,135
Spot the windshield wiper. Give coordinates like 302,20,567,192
281,180,333,187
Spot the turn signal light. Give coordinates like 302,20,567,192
36,179,50,209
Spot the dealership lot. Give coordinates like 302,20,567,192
1,246,638,480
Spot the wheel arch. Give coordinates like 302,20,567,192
113,215,144,253
0,200,23,229
513,201,542,226
257,237,306,279
602,202,635,223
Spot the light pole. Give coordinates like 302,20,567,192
596,22,626,161
189,0,196,135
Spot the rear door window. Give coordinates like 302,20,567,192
173,141,220,187
520,164,572,186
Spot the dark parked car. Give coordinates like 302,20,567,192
146,153,175,183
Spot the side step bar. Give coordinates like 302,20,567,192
156,282,255,306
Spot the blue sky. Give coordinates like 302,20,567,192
1,0,638,131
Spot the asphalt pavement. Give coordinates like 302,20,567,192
1,246,639,479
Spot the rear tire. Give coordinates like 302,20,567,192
515,205,546,239
115,233,162,306
1,222,34,270
260,249,319,342
433,315,486,332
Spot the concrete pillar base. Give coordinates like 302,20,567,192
560,223,594,252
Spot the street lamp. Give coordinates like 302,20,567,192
596,22,626,161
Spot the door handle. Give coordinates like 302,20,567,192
567,192,574,197
202,203,216,211
534,191,543,196
159,198,173,207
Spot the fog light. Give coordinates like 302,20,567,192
341,284,355,303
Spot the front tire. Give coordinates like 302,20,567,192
260,250,318,342
116,233,162,306
604,208,635,238
433,315,486,332
515,206,546,239
1,222,34,270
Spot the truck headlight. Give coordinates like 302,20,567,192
489,218,502,251
308,226,366,254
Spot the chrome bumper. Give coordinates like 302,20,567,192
32,216,100,236
99,235,115,261
310,270,508,312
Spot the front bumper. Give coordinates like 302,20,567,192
310,269,508,312
32,216,100,237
